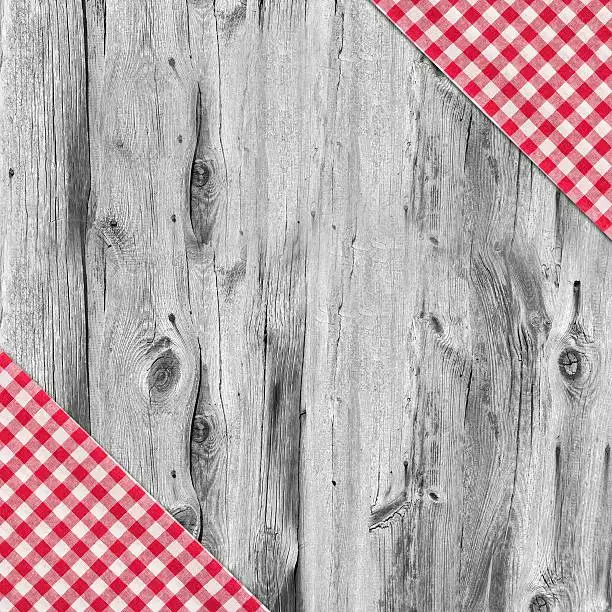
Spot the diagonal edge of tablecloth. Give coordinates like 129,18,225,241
0,349,266,612
370,0,612,240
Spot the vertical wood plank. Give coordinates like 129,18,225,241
189,0,309,607
299,2,612,611
85,1,309,606
85,0,203,536
184,0,231,565
0,0,90,427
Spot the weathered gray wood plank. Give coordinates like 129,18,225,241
84,0,203,537
0,0,90,427
201,1,308,606
298,1,612,611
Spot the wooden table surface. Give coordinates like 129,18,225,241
0,0,610,610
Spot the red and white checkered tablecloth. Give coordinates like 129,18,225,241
0,351,264,611
372,0,611,238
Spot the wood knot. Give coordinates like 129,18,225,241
191,411,226,459
192,414,211,444
8,167,15,178
148,349,180,395
529,595,550,611
191,159,211,188
169,505,200,538
428,314,443,335
558,349,581,380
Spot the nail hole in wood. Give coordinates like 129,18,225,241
171,214,176,223
428,490,439,501
332,480,337,486
8,168,14,178
168,313,176,324
171,470,176,478
177,135,183,143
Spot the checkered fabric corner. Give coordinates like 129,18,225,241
372,0,611,238
0,351,264,612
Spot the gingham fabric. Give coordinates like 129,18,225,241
0,351,264,612
372,0,612,238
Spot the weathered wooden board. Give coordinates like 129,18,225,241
299,3,612,611
0,0,90,427
1,0,610,611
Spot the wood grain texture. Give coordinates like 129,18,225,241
0,0,610,610
298,1,611,611
0,0,90,426
84,0,204,537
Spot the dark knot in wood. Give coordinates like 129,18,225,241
148,349,180,394
191,411,226,458
558,349,580,380
529,595,550,611
428,314,443,335
8,167,15,178
191,159,211,188
192,414,211,444
169,505,200,538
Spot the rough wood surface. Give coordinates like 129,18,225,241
0,0,90,427
1,0,610,610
